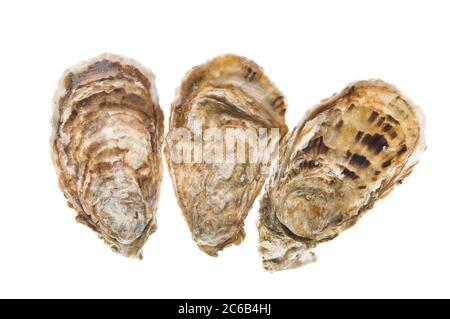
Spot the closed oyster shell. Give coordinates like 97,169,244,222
51,54,164,258
165,54,288,256
259,79,426,271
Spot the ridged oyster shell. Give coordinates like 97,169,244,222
51,54,164,258
259,79,426,271
165,54,288,256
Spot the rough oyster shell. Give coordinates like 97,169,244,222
51,53,164,258
165,54,288,256
258,79,426,271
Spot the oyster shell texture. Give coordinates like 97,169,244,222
51,54,164,258
165,54,288,256
258,80,426,271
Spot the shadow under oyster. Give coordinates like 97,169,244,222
165,54,288,256
258,79,426,271
51,54,164,258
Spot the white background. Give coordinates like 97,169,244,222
0,0,448,298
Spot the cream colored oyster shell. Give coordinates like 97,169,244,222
165,54,288,256
259,79,426,271
51,54,164,258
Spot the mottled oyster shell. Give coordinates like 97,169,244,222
259,79,426,271
51,54,164,258
165,54,288,256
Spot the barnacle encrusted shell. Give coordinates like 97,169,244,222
165,54,288,256
51,54,164,258
258,79,426,271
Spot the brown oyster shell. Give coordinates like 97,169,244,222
165,54,288,256
258,79,426,271
51,54,164,258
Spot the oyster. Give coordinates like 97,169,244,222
258,80,426,271
51,54,164,258
165,54,288,256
